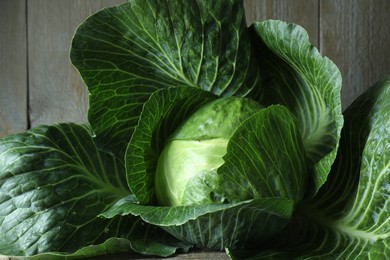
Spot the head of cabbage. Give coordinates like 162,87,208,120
147,96,309,250
155,97,264,206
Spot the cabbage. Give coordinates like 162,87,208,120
155,97,264,206
0,0,388,258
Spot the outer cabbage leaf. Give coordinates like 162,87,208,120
2,237,187,260
0,123,185,258
250,20,343,196
101,197,294,251
70,0,262,158
217,105,307,203
229,76,390,259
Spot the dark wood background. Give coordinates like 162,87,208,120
0,0,389,258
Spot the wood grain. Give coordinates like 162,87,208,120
0,0,27,137
245,0,319,47
27,0,125,127
320,0,390,109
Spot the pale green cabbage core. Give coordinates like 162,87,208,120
155,138,228,206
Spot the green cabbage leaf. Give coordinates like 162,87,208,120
70,0,262,159
250,21,343,196
0,124,187,258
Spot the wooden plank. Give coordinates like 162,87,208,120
27,0,125,128
320,0,390,109
244,0,319,47
0,0,27,137
96,250,229,260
